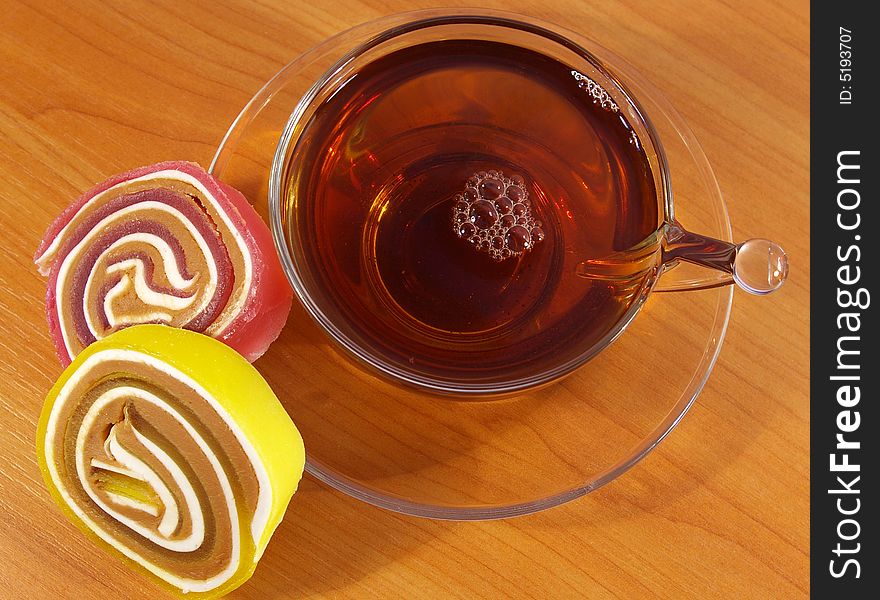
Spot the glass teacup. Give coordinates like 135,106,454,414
263,12,787,397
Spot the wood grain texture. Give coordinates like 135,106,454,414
0,1,809,598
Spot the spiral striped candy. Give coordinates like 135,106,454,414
37,325,305,598
34,162,292,365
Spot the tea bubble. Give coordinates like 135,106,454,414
505,226,531,253
479,178,504,199
470,200,498,228
458,222,476,238
494,195,513,214
531,226,545,243
507,186,525,202
451,169,544,261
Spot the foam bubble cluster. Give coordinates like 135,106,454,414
452,170,544,261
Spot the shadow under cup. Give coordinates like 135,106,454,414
270,16,677,397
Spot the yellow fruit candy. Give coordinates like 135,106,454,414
36,325,305,599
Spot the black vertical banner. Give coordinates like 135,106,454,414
811,2,876,597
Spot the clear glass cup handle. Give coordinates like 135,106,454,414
574,221,788,295
659,220,788,295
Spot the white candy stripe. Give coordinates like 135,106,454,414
107,259,197,310
92,457,162,518
106,234,196,290
37,169,252,340
76,389,203,552
86,233,199,338
97,269,187,333
108,424,186,542
90,458,144,481
46,350,272,593
59,204,218,357
110,312,174,327
104,492,161,517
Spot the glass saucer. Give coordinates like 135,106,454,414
210,9,733,520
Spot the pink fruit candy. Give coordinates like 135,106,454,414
34,161,292,365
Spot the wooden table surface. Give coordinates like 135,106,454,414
0,1,809,598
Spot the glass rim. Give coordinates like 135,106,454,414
267,9,677,397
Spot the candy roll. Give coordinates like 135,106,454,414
36,325,305,598
34,162,292,365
